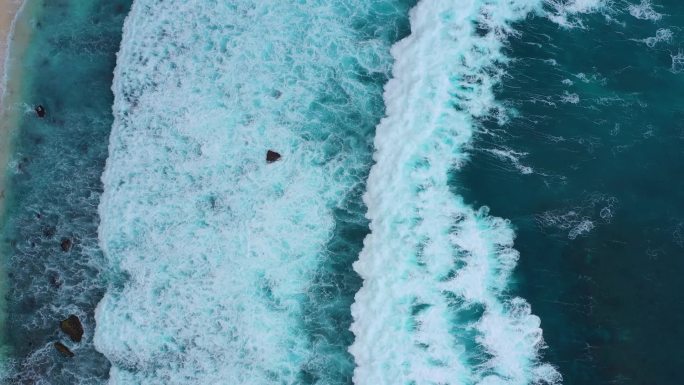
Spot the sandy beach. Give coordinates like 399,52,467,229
0,0,24,105
0,0,27,212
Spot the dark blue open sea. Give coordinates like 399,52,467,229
0,0,682,384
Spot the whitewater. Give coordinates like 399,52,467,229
350,0,610,383
96,0,603,384
350,0,561,384
96,1,408,383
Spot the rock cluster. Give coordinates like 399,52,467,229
60,315,84,342
54,314,84,357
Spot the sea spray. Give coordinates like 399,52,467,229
95,1,410,383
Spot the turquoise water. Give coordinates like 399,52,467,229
1,0,683,384
0,1,130,383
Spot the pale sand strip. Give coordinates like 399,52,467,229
0,0,28,211
0,0,26,363
0,0,25,107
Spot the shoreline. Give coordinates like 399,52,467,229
0,0,27,106
0,0,32,370
0,0,24,103
1,0,29,214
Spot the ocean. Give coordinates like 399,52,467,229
1,0,682,384
461,1,684,383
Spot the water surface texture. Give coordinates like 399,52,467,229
1,0,683,385
0,1,130,383
461,1,684,384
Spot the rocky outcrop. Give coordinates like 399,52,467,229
59,315,84,342
54,342,74,357
266,150,281,163
60,238,72,252
35,105,46,118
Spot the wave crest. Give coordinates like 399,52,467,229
350,1,564,384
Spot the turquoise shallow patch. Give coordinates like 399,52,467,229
0,0,131,383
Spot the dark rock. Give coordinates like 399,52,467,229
35,105,46,118
54,342,74,357
60,238,72,252
59,315,84,342
266,150,281,163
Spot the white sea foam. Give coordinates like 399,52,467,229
575,71,607,85
628,0,662,21
560,91,580,104
636,28,673,47
95,1,397,384
568,219,595,239
536,194,617,239
349,1,564,384
485,148,535,175
96,0,611,383
545,0,610,28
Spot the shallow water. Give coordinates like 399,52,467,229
0,1,130,383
